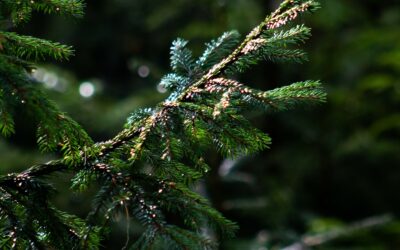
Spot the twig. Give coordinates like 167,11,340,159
282,214,394,250
121,204,131,250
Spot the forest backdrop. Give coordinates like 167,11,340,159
2,0,399,249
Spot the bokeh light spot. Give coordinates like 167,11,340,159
43,73,58,88
138,65,150,78
79,81,95,98
157,84,167,93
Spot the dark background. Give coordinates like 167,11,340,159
1,0,399,249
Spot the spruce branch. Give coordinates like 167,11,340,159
29,0,85,18
196,30,241,71
0,0,325,248
177,0,319,99
0,31,74,61
2,0,85,24
170,38,195,76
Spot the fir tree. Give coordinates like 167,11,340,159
0,0,325,249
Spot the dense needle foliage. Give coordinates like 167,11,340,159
0,0,325,249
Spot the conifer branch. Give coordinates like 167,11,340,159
0,31,74,61
177,0,319,100
2,0,84,24
0,0,325,248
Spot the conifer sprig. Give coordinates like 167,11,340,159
172,0,319,101
1,0,85,25
0,0,325,249
0,31,74,61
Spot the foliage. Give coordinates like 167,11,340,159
0,0,326,249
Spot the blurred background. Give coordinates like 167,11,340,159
1,0,399,249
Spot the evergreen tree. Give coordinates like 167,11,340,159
0,0,325,249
